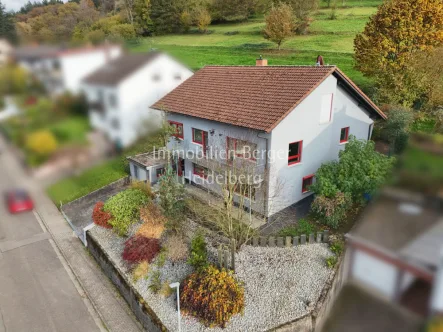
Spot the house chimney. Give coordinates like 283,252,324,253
256,55,268,66
316,55,324,66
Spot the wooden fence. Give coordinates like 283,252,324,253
248,230,330,248
216,231,330,272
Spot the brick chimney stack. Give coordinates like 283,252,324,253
256,55,268,66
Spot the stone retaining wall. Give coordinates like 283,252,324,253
86,231,167,332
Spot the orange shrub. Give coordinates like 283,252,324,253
137,202,166,239
180,266,244,328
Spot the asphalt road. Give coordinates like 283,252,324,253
0,145,101,331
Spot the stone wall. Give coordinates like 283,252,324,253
86,232,167,332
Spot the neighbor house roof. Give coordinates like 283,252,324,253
83,52,161,87
151,65,386,133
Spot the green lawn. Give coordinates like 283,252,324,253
49,116,90,146
47,133,163,205
129,0,381,91
47,157,127,206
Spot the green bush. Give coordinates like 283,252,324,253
311,137,395,204
326,256,338,268
278,218,318,237
329,239,344,255
376,105,413,154
158,166,186,232
187,231,208,271
180,266,245,328
104,189,149,236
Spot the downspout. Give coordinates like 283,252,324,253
257,132,270,221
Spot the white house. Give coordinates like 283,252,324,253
81,52,193,148
13,44,122,95
134,58,386,218
0,39,13,66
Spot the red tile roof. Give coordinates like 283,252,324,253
152,65,385,133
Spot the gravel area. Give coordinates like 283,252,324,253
89,222,334,332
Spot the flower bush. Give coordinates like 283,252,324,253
180,265,245,328
25,130,58,157
92,201,112,228
104,189,149,236
122,235,161,264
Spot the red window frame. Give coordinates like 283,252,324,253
192,128,204,145
288,140,303,166
168,121,184,139
156,167,165,178
302,174,314,193
340,127,349,143
193,163,208,179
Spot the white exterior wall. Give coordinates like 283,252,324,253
61,46,122,94
166,113,269,214
267,75,374,215
83,53,193,148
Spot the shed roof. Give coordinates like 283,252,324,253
152,65,385,133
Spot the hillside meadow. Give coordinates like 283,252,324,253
129,0,383,91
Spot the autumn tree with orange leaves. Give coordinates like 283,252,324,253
354,0,443,107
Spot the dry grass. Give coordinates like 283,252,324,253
132,261,149,282
160,281,174,298
136,222,165,239
164,235,189,262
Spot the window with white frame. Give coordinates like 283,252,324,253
319,93,334,124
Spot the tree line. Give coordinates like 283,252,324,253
0,0,320,44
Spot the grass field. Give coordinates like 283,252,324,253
129,0,382,91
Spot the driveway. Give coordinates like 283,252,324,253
61,178,129,239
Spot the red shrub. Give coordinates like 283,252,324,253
122,235,160,263
92,202,112,228
25,96,37,105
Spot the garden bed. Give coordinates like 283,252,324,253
88,219,335,331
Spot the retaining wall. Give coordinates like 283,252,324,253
86,231,167,332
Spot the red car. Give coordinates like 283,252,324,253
6,190,34,214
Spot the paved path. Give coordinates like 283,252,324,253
0,135,142,332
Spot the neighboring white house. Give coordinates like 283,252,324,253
13,44,122,95
0,39,13,66
141,59,386,218
82,52,193,148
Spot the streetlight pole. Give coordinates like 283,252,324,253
169,282,181,332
